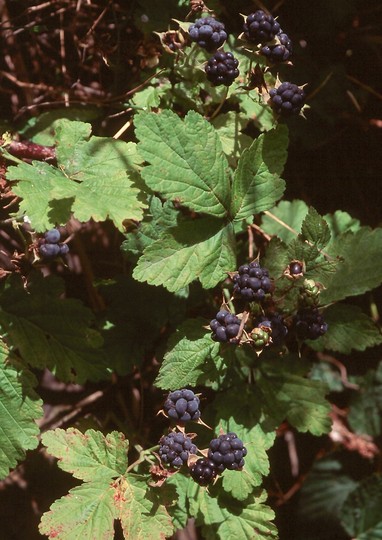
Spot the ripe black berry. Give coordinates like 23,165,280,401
44,228,60,244
190,458,218,486
159,431,197,469
39,243,60,259
290,262,303,276
163,389,201,423
294,308,328,340
208,432,247,472
257,313,288,347
210,310,241,343
205,51,239,87
232,261,272,302
189,17,227,52
243,11,281,43
260,32,292,63
269,82,306,116
59,243,69,256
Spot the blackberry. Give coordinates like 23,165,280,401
243,11,281,43
250,327,271,351
159,431,197,469
257,313,288,347
260,32,292,63
59,243,69,256
190,457,218,486
44,228,60,244
210,310,241,343
163,388,201,423
269,82,306,116
208,432,247,472
39,243,60,259
205,51,239,87
232,261,272,302
298,279,321,308
290,261,303,276
189,16,227,52
294,308,328,340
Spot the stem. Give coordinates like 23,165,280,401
126,445,158,473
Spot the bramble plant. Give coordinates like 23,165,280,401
0,1,382,539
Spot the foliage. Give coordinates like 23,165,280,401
0,1,381,539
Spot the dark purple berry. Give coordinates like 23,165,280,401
210,310,240,343
208,433,247,472
205,51,239,87
260,32,292,63
59,243,69,255
44,228,61,244
290,262,303,275
233,261,272,302
243,10,281,43
163,389,201,422
159,431,197,469
39,243,60,259
190,458,218,486
189,16,227,52
294,308,328,340
269,82,306,116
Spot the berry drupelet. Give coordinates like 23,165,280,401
190,458,218,486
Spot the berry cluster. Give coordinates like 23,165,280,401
158,431,197,469
39,228,69,260
163,388,201,423
205,51,240,87
256,313,288,347
210,310,241,343
260,32,292,63
232,261,272,302
243,10,281,43
207,432,247,472
189,16,227,52
269,82,306,117
190,458,218,486
243,10,292,64
294,308,328,340
158,391,247,486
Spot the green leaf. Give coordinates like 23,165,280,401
8,161,73,230
341,474,382,540
135,110,231,217
133,218,236,292
258,357,332,435
301,207,331,249
211,112,252,163
39,482,117,540
40,429,174,540
0,340,42,479
99,275,186,375
296,457,358,537
347,363,382,437
212,388,276,500
155,318,221,389
260,200,309,243
261,237,290,279
323,210,361,238
120,475,174,539
0,273,108,383
230,126,287,221
122,196,179,257
191,487,277,540
309,304,382,354
7,120,145,231
321,227,382,303
41,428,129,482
